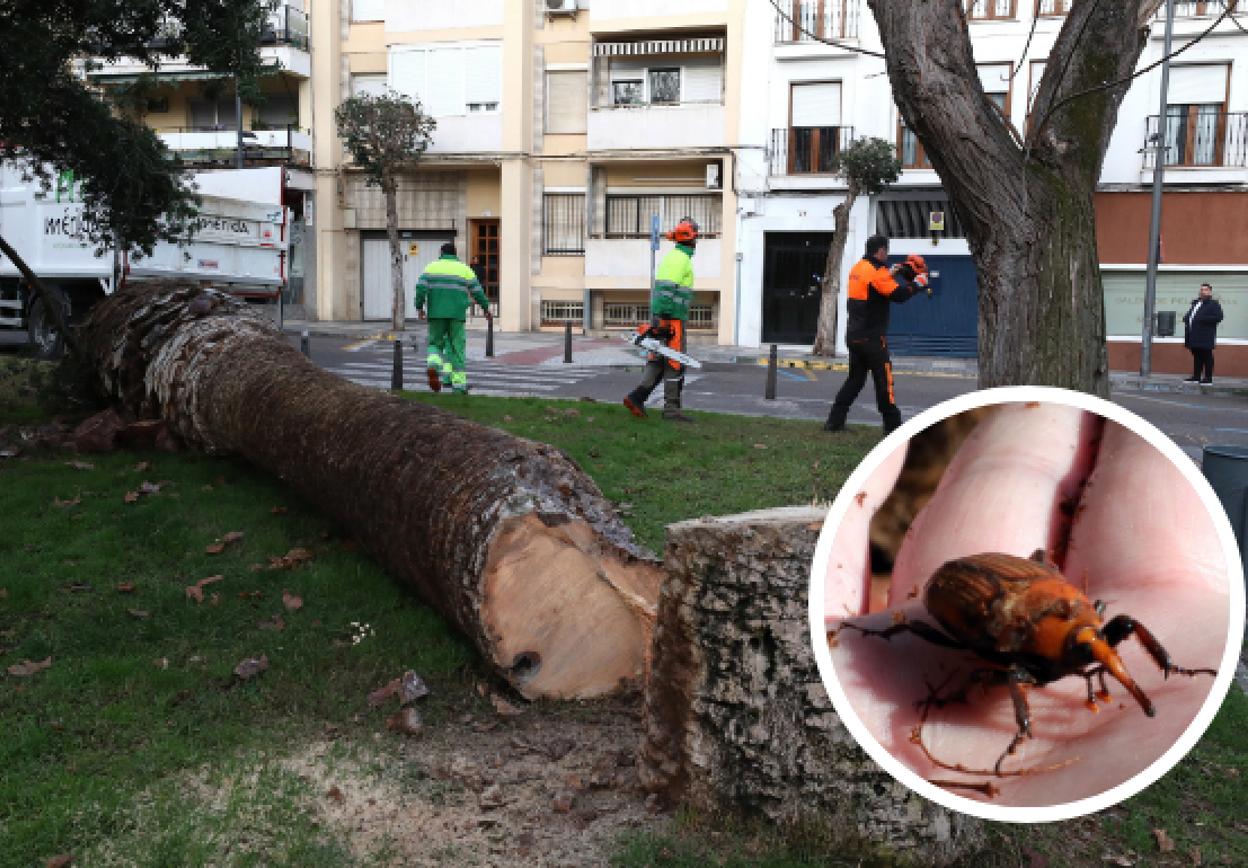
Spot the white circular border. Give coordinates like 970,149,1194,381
808,385,1247,824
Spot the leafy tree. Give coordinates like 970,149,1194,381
812,137,901,356
866,0,1180,395
0,0,272,255
335,92,437,332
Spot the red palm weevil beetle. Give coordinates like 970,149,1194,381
842,549,1217,775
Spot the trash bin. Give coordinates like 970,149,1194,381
1202,445,1248,570
1156,310,1176,337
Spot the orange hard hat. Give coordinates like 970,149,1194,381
666,219,700,244
905,254,928,274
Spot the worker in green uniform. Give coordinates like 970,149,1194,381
414,242,492,394
623,219,698,423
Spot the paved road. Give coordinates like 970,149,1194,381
310,337,1247,462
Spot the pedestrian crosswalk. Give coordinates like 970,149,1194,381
327,354,604,397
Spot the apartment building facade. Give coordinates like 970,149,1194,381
738,0,1247,374
83,0,315,305
312,0,742,343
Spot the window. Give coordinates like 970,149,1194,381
965,0,1016,19
545,70,588,134
543,193,586,255
788,82,842,174
604,194,721,238
1162,64,1229,166
648,69,681,104
1035,0,1069,14
350,74,388,98
389,43,502,117
1027,60,1047,114
189,98,237,130
352,0,384,22
254,94,298,130
978,63,1013,118
898,124,931,170
612,80,644,106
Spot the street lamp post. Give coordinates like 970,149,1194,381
1141,0,1176,378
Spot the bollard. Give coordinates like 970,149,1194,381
486,314,495,358
563,320,573,364
300,329,310,357
1202,445,1248,570
764,344,778,400
390,337,403,392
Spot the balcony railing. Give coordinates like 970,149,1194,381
159,124,312,168
1035,0,1070,15
1142,111,1248,169
773,0,860,43
260,5,310,51
1158,2,1225,17
966,0,1017,20
768,126,854,175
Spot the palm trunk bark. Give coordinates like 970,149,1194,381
811,192,855,357
78,281,662,699
867,0,1164,396
639,507,981,862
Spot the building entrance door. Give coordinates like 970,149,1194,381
762,232,832,344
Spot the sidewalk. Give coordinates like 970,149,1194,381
278,318,1248,396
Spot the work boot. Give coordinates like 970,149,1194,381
426,367,442,393
623,396,648,418
823,406,847,432
662,410,694,424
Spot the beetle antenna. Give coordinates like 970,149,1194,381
1080,629,1155,717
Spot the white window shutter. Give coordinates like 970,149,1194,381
682,57,722,103
466,44,502,107
1168,65,1229,105
546,71,588,134
791,82,841,127
351,74,388,97
427,47,467,116
1028,61,1047,109
389,49,427,107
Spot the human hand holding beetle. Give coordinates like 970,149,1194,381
824,403,1231,807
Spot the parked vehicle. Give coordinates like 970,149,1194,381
0,163,288,357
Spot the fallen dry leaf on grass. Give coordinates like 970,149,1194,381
127,609,150,621
116,582,136,594
237,590,263,601
271,506,288,515
491,693,523,718
326,785,345,804
222,531,245,544
233,654,269,681
0,588,8,599
7,656,52,677
205,531,245,555
66,461,94,471
205,542,226,555
281,590,303,611
45,855,74,868
258,614,285,632
184,575,225,604
53,496,81,508
367,670,429,708
385,707,423,736
269,548,313,570
1153,829,1176,853
133,461,152,472
123,480,163,504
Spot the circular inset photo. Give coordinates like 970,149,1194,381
809,386,1245,822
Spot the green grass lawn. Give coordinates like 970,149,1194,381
0,394,876,865
1,389,1243,866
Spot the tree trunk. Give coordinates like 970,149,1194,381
868,0,1164,396
78,281,662,699
384,176,405,333
811,192,855,357
639,507,981,864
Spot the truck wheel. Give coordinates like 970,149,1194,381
27,287,69,360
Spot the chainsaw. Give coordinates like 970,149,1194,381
622,333,702,369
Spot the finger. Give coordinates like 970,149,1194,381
889,404,1100,606
825,441,908,622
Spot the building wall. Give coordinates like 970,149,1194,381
1096,191,1248,265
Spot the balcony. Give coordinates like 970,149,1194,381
768,126,854,175
773,0,861,43
1142,111,1248,170
590,0,729,26
1035,0,1070,14
160,125,312,168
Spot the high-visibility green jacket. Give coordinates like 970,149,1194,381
651,243,695,320
414,255,490,321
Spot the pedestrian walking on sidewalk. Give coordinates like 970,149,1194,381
414,243,492,394
623,219,699,423
1183,283,1223,384
823,235,930,435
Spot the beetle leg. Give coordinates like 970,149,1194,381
1081,671,1100,713
995,667,1038,776
839,618,967,651
1097,668,1111,702
1102,616,1218,679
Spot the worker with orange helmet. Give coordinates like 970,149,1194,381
623,218,699,423
824,236,931,435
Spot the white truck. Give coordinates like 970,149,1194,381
0,163,288,357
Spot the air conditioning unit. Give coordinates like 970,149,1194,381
545,0,579,15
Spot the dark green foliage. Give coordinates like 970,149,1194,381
0,1,271,254
831,136,902,198
334,92,437,192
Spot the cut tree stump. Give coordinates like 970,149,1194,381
639,507,981,864
77,282,662,699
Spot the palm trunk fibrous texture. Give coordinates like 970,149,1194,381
79,281,662,699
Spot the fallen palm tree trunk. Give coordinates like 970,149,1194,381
78,282,662,699
639,508,981,864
